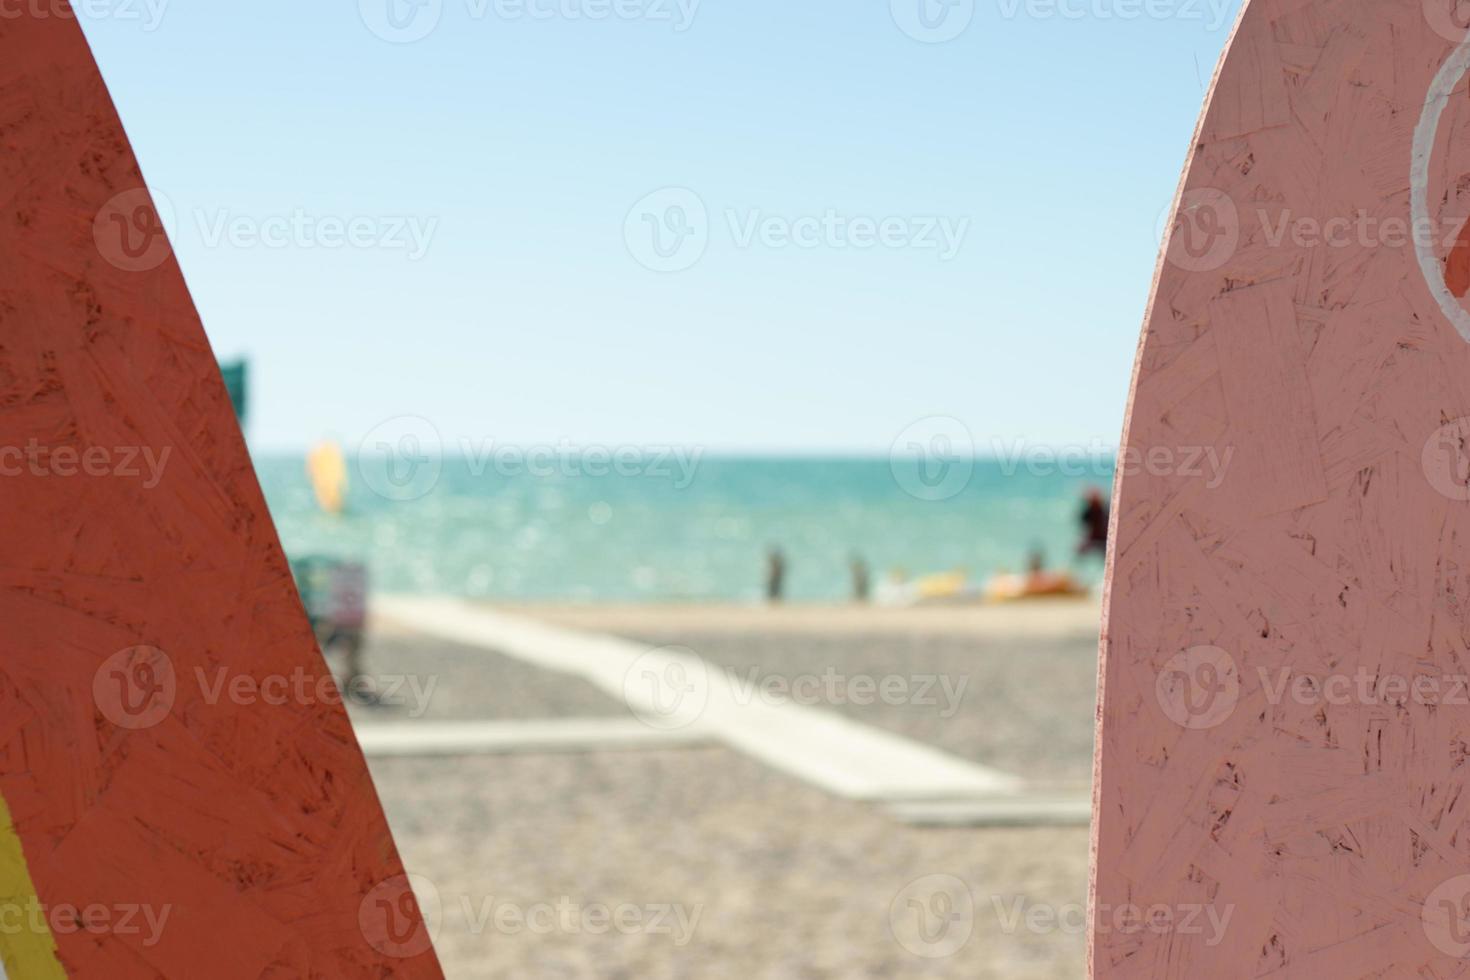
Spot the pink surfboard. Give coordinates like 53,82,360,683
1093,0,1470,975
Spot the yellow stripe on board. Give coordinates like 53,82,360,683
0,793,67,979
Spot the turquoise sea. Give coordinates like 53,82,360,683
255,455,1114,603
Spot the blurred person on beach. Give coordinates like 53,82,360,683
1077,487,1109,558
850,554,871,603
765,547,786,604
1027,546,1047,577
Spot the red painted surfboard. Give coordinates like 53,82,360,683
1093,0,1470,975
0,10,442,977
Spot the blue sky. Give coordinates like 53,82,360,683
78,0,1242,454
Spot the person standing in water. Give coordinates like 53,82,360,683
1077,487,1110,558
765,547,787,604
850,554,871,603
1027,546,1047,576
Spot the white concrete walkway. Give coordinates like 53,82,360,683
372,596,1090,826
356,718,711,757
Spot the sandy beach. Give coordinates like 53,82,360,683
493,599,1103,639
355,598,1101,978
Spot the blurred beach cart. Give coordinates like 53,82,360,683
290,555,369,683
221,358,370,685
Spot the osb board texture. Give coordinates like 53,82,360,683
0,12,443,979
1092,1,1470,977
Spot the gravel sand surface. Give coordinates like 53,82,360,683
342,628,635,724
356,603,1100,976
371,748,1090,979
